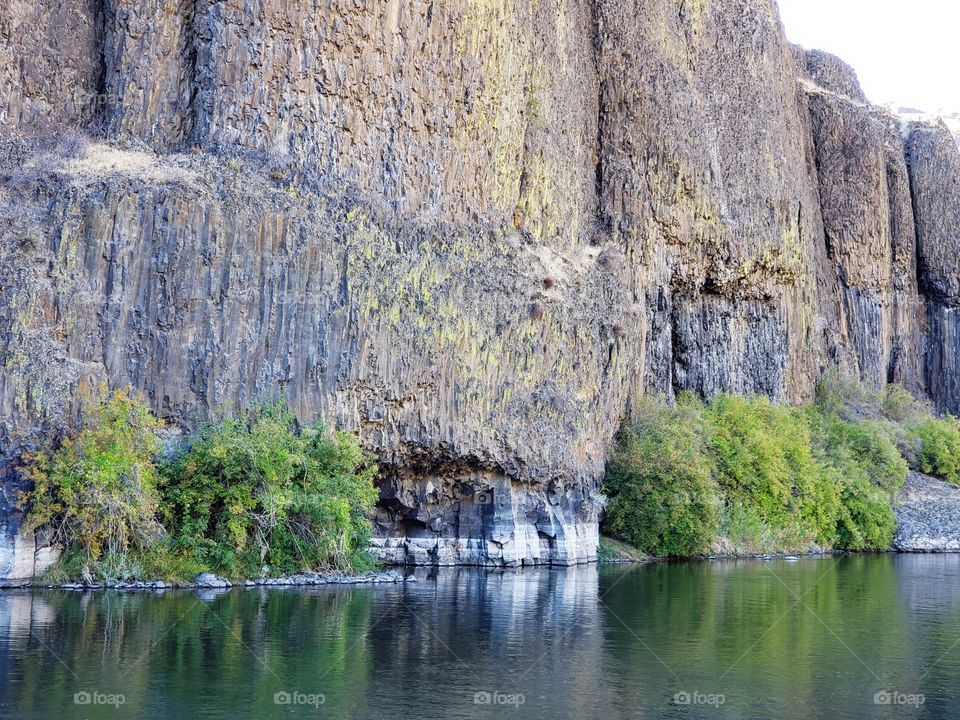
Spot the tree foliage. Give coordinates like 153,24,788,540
604,399,720,557
23,393,379,581
603,381,917,558
161,401,379,576
22,388,164,560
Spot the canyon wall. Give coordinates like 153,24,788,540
1,0,959,575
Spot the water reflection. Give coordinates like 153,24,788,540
0,558,959,719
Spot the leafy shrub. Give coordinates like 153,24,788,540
833,473,897,551
23,392,379,582
806,410,907,550
718,502,811,555
816,370,930,420
810,413,908,495
21,388,164,561
161,401,379,576
603,398,720,557
815,370,880,420
603,381,920,558
814,372,928,464
882,384,929,425
707,395,839,546
913,416,960,485
138,546,209,583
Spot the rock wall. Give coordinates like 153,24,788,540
1,0,959,574
800,53,924,393
596,0,839,404
907,121,960,414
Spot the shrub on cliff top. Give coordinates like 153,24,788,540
161,401,379,576
21,388,164,561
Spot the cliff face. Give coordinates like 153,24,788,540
2,0,959,575
800,53,925,393
598,0,839,404
907,121,960,414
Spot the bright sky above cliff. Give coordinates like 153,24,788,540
776,0,960,112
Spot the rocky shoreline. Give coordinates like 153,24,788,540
0,569,413,591
894,472,960,552
4,472,959,587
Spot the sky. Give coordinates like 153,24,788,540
776,0,960,112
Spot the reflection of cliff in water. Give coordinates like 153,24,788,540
2,561,960,719
365,566,615,718
0,567,616,720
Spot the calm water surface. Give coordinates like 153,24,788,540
2,555,960,719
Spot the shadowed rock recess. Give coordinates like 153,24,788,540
1,0,959,574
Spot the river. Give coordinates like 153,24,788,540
1,555,959,719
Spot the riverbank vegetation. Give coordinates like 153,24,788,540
603,374,960,558
21,390,379,583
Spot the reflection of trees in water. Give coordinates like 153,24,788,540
3,588,375,719
3,570,616,719
3,560,960,720
894,554,960,718
598,557,929,719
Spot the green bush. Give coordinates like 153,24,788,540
913,416,960,485
810,413,907,495
882,384,928,425
806,410,907,550
814,371,929,464
161,401,379,576
22,392,379,582
718,502,811,555
603,398,720,557
813,370,925,423
603,380,921,558
707,395,839,546
22,388,164,561
833,473,897,551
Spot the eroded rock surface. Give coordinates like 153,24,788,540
2,0,960,573
597,0,838,403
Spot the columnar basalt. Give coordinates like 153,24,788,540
2,0,959,575
799,51,925,393
906,121,960,415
